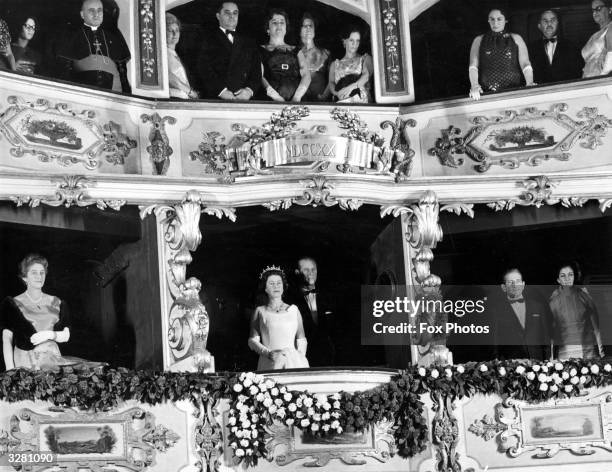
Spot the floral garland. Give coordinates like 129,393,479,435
2,358,612,468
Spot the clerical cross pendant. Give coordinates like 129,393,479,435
93,38,103,55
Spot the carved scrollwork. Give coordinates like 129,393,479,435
294,177,338,208
485,176,582,212
140,191,215,371
429,104,612,172
8,407,178,471
432,394,461,472
102,121,137,166
141,112,176,175
440,203,475,218
0,95,133,170
262,199,294,212
189,131,237,183
0,429,19,455
600,198,612,213
194,398,223,472
380,116,417,182
10,175,125,210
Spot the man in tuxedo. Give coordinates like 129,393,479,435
197,1,261,100
289,257,335,367
528,9,583,84
489,268,551,361
56,0,131,93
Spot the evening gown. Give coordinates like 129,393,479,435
261,45,301,101
300,47,329,101
549,287,601,360
1,295,86,370
12,44,42,75
167,48,193,99
254,305,309,370
478,31,522,92
582,23,612,78
333,54,371,103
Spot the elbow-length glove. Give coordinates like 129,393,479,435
248,335,270,358
296,338,307,356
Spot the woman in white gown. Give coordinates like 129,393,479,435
248,266,309,370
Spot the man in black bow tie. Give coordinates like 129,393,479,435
528,9,582,84
288,257,335,367
197,1,261,100
489,268,551,360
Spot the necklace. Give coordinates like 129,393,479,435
267,303,285,313
25,291,44,309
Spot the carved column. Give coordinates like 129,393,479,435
141,190,213,372
394,191,453,366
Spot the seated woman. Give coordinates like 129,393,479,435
0,18,16,71
328,25,373,103
297,13,330,101
248,266,309,370
582,0,612,77
11,15,42,75
261,9,311,102
468,8,533,100
549,262,604,360
1,254,88,371
166,13,198,99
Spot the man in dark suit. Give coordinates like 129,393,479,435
528,9,583,84
288,257,335,367
489,268,551,361
197,1,261,100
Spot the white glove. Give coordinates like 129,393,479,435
248,335,271,357
266,86,285,102
30,330,55,345
296,338,307,355
602,52,612,75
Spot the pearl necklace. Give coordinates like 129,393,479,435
25,291,44,309
267,303,285,313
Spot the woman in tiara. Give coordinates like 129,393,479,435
248,265,309,370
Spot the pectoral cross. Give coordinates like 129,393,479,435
93,38,103,55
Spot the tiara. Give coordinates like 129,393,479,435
259,265,284,280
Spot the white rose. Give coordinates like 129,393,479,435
268,405,278,414
263,398,273,408
256,393,265,402
300,419,310,427
252,430,258,438
243,378,253,388
564,385,573,392
253,440,259,446
313,413,321,421
322,424,330,432
303,397,313,408
526,372,536,381
581,367,589,375
550,385,558,392
418,367,426,377
539,383,548,391
456,365,465,374
604,364,612,372
229,417,237,425
479,364,488,372
276,408,286,419
555,363,563,371
537,373,547,383
286,418,295,426
333,401,340,409
323,402,331,410
331,393,341,401
246,449,253,455
284,393,292,402
337,426,343,434
235,448,245,457
274,398,283,407
571,376,579,385
541,365,549,373
296,411,304,418
242,430,251,439
251,414,259,422
240,439,249,447
322,412,330,420
579,375,587,384
271,387,279,396
249,385,259,396
331,420,340,429
562,371,569,380
242,419,251,429
230,441,237,448
591,365,600,375
515,366,525,374
235,430,243,438
265,379,275,389
570,368,577,377
307,407,315,416
498,367,506,376
288,403,297,412
431,369,440,379
445,368,453,378
532,364,541,372
311,423,320,431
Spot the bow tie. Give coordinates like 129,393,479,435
303,289,317,295
225,29,235,36
543,37,557,44
509,298,525,304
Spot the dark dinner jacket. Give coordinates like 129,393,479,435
197,28,261,99
528,37,583,84
288,287,335,367
489,291,551,361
